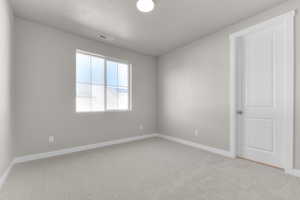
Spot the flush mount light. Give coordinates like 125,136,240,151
136,0,155,13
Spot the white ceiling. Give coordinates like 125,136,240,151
11,0,287,56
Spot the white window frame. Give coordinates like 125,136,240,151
76,49,132,113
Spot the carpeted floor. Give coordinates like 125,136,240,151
0,138,299,200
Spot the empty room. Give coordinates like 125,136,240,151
1,0,300,199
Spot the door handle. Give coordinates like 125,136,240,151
237,110,243,115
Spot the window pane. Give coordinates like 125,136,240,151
91,56,105,111
76,53,91,111
107,86,118,110
106,60,129,110
91,56,105,85
118,87,129,110
107,61,118,86
118,63,128,87
91,85,105,111
107,86,129,110
76,97,91,112
117,63,129,110
76,83,91,97
76,53,106,112
76,53,91,84
76,51,130,112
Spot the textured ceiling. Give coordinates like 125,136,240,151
11,0,287,56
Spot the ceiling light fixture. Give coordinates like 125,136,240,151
136,0,155,13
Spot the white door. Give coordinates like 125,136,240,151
236,20,287,168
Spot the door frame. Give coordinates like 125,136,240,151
229,11,295,171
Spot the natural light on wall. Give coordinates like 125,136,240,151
76,51,130,112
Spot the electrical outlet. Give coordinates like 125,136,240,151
49,136,55,144
194,129,199,136
139,124,144,131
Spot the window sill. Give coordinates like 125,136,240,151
76,109,132,114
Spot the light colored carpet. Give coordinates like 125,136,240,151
0,138,299,200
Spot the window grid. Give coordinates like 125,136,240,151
76,50,131,112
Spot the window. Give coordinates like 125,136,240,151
76,50,131,112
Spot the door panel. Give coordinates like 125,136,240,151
238,23,285,168
244,29,274,107
245,118,274,152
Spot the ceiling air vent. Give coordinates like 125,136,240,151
97,34,114,41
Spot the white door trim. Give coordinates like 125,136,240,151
229,10,295,171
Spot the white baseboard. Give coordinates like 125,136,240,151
2,133,299,192
14,134,158,163
157,134,234,158
286,169,300,178
0,161,14,191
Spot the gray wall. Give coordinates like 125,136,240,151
11,0,300,170
14,18,157,156
158,0,300,169
0,0,14,176
158,36,230,150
